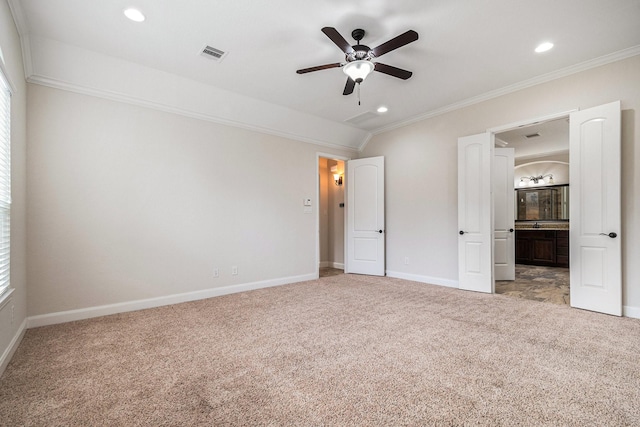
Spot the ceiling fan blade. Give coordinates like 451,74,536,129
374,63,413,80
371,30,418,57
343,77,355,95
296,63,343,74
321,27,354,54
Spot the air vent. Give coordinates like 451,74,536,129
345,111,379,125
200,45,228,61
524,133,541,139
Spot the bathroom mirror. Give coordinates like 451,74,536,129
516,185,569,221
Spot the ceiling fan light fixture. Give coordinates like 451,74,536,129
342,60,374,83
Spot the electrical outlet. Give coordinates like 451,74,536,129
404,257,410,265
213,268,219,278
232,266,238,275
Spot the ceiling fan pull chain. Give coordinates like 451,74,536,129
357,83,361,106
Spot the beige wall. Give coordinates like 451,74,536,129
26,84,353,316
0,0,28,369
361,55,640,314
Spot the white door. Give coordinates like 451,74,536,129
494,148,515,281
570,101,621,316
458,133,493,293
346,156,385,276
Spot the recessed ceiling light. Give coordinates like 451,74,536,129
535,42,554,53
377,106,388,113
124,8,145,22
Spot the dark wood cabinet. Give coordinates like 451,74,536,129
516,229,569,267
555,230,569,267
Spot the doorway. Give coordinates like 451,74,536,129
459,102,621,315
318,156,346,277
494,117,571,305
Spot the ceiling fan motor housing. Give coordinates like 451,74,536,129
346,45,373,62
346,29,374,62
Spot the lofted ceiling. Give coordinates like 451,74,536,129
7,0,640,151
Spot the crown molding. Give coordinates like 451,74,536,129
27,73,360,153
6,0,28,37
23,35,366,153
371,45,640,136
357,133,374,153
6,0,34,84
18,33,33,80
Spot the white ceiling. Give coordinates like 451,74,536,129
8,0,640,150
497,117,569,160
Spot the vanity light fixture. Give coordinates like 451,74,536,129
124,8,145,22
519,174,554,187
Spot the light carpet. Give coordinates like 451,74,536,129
1,274,639,426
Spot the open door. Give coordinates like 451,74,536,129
346,156,385,276
570,101,621,316
494,148,515,280
458,133,493,293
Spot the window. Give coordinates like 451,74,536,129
0,70,10,297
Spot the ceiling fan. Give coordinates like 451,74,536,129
296,27,419,99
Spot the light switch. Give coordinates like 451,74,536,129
304,198,312,206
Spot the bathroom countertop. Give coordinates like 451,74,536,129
515,222,569,230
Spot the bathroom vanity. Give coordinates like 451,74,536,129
515,229,569,267
514,184,569,267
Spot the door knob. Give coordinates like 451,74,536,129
378,230,384,234
599,232,617,238
509,228,514,232
459,230,465,235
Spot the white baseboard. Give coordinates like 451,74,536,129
386,270,459,288
623,305,640,319
23,271,640,329
27,273,316,328
0,318,27,377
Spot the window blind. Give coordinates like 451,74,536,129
0,71,10,297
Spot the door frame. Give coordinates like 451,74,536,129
486,109,577,289
315,152,351,278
